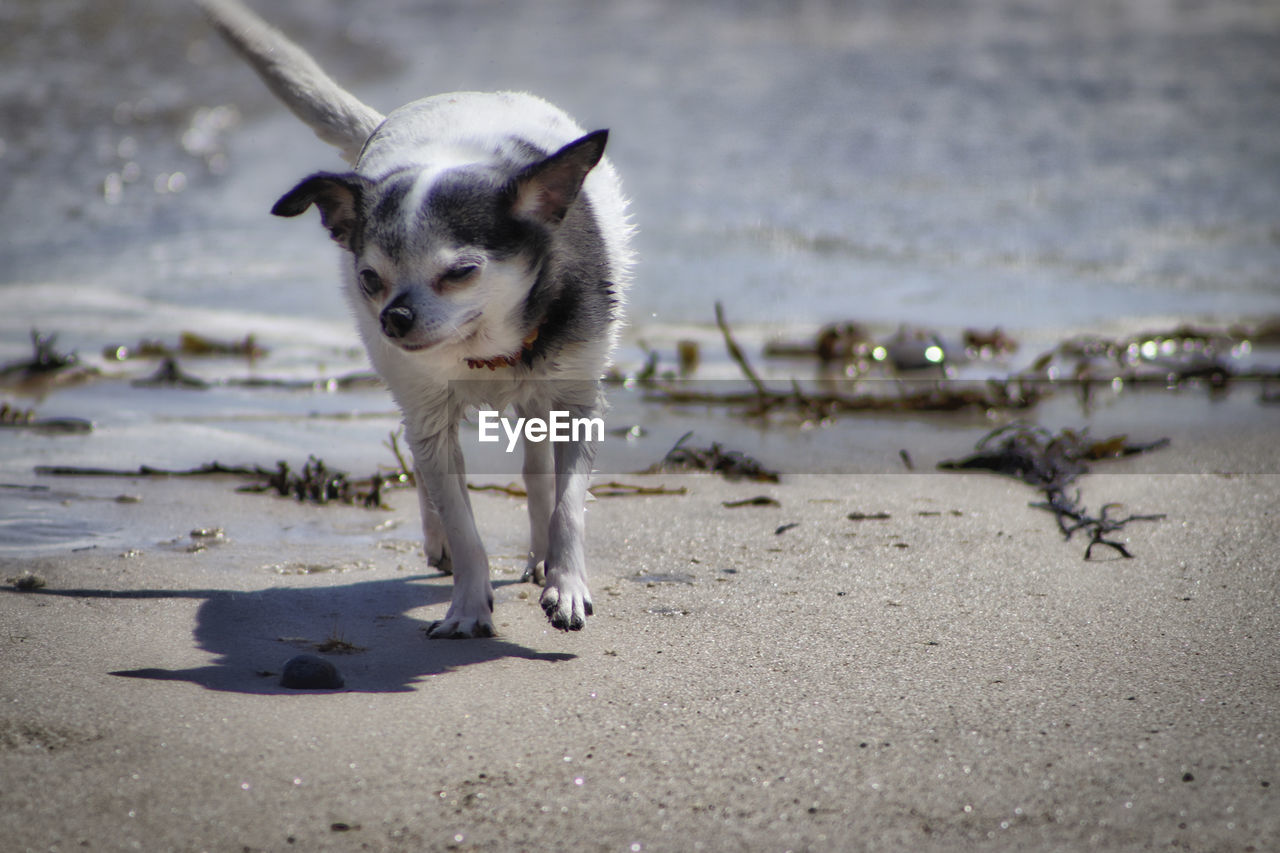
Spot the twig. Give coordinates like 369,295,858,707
466,480,688,499
384,429,415,483
714,301,768,404
35,461,268,478
589,481,687,497
467,482,528,497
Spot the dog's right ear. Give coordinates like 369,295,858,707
509,130,609,227
272,172,372,250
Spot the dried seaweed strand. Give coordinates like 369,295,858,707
940,425,1169,559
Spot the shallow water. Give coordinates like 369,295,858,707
2,0,1278,553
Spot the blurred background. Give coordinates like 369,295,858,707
3,0,1277,328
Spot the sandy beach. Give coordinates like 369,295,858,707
2,438,1276,851
3,0,1279,849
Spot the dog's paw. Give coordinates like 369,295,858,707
540,572,593,631
425,614,496,639
426,589,494,639
520,558,546,585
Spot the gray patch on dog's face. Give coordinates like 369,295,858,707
420,166,542,260
359,170,417,262
357,164,542,271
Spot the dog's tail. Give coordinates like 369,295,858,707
198,0,384,164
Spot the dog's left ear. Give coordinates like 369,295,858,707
509,130,608,226
272,172,372,250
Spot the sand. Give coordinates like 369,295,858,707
1,447,1277,852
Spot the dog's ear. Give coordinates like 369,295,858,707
509,130,608,226
272,172,371,250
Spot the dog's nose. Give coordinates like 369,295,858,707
380,302,415,338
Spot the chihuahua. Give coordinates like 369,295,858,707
201,0,633,637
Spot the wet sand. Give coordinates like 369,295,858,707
2,441,1276,851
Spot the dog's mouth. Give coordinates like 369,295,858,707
388,311,483,352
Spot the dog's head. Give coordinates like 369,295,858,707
272,130,608,364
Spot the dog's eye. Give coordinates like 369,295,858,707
358,269,384,296
439,263,480,286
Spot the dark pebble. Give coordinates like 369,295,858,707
280,654,344,690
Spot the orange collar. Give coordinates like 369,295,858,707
465,328,539,371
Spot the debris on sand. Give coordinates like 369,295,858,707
940,424,1169,559
646,431,781,483
0,402,92,434
722,496,781,508
131,356,209,389
103,331,267,362
0,330,79,377
8,572,47,591
35,457,403,510
0,330,98,390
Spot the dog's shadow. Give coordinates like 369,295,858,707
19,575,572,694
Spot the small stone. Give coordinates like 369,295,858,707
280,654,344,690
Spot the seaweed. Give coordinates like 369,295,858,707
847,511,891,521
643,378,1039,416
0,330,98,389
765,322,1016,366
589,481,688,498
642,305,1041,417
646,430,781,482
939,424,1169,559
0,402,92,434
1019,324,1280,398
34,437,679,509
35,457,401,509
765,321,872,363
8,572,46,591
722,496,781,508
104,332,267,362
636,311,1279,422
237,457,396,508
131,356,210,389
0,330,79,377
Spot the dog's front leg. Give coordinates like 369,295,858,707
409,427,495,639
517,402,554,584
418,485,452,574
540,422,597,631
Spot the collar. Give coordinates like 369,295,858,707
464,327,540,371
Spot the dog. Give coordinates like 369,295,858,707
200,0,633,637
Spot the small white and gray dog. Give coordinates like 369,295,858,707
201,0,633,637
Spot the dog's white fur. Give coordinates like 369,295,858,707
201,0,632,637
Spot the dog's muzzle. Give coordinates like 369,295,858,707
380,300,414,339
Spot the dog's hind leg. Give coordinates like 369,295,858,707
517,402,554,585
409,428,495,639
540,420,598,631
